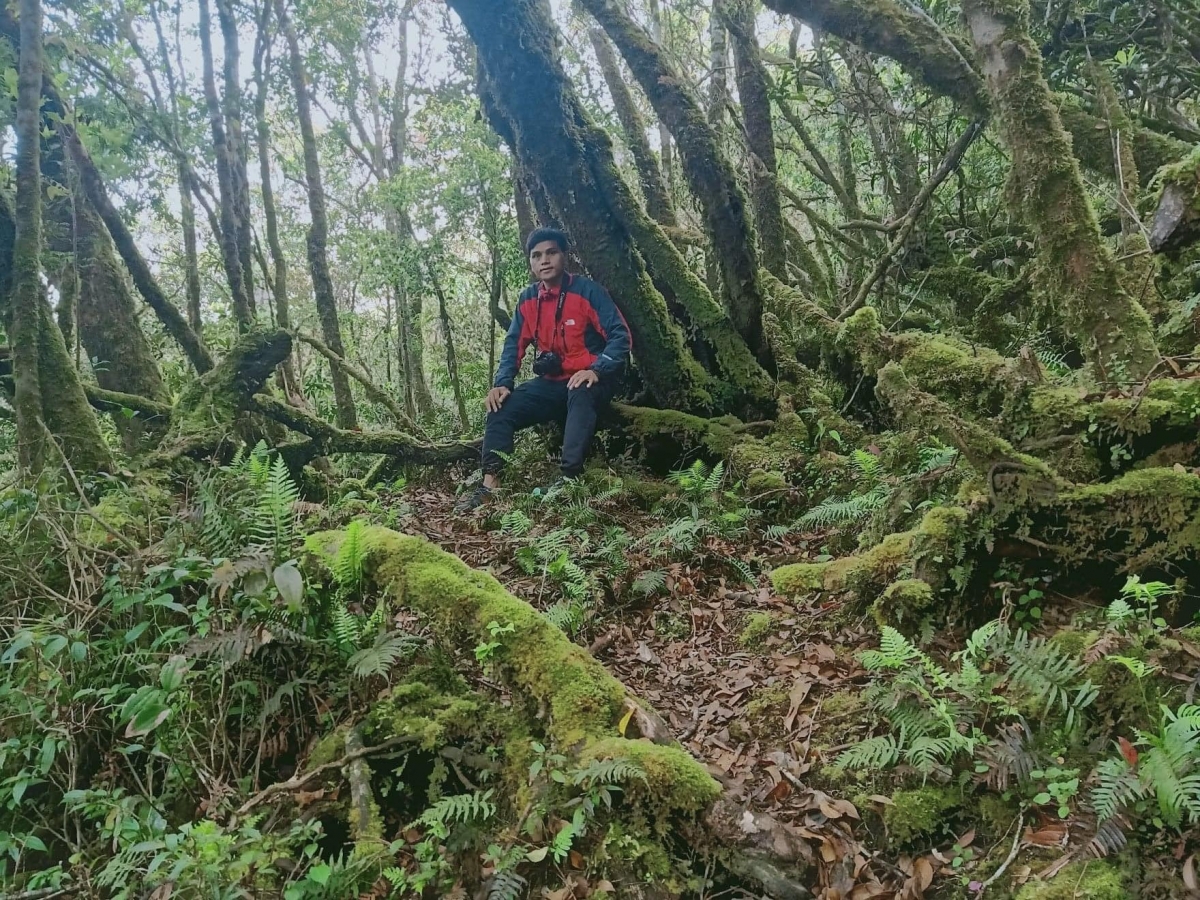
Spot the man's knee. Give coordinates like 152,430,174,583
566,386,603,408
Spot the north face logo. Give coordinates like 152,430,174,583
565,319,576,326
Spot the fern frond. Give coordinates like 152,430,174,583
836,735,900,771
571,757,645,787
1091,757,1143,821
632,569,667,596
796,484,888,530
499,509,533,537
331,602,361,649
487,871,527,900
347,631,423,679
333,520,371,593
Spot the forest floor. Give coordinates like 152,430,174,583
366,449,1194,899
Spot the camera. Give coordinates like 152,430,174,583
533,350,563,377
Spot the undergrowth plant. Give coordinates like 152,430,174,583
838,622,1097,779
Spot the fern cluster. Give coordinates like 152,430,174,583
413,789,497,839
839,622,1096,778
1092,704,1200,827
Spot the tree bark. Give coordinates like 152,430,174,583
215,0,257,312
70,203,168,450
718,0,788,281
961,0,1160,384
588,27,677,228
578,0,768,359
150,2,204,338
276,0,359,429
10,0,44,473
462,3,715,410
199,0,254,330
252,2,300,395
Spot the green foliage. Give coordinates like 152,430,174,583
413,789,498,839
1092,704,1200,827
840,622,1096,778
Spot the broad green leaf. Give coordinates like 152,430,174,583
273,563,304,608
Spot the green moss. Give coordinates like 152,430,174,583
583,737,722,817
976,794,1020,840
1049,628,1095,659
873,579,936,631
1013,860,1128,900
81,480,170,547
883,786,962,848
1039,467,1200,569
305,526,720,819
737,612,776,649
772,562,829,597
307,726,349,768
745,470,788,494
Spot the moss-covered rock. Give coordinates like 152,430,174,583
738,612,776,649
883,785,962,848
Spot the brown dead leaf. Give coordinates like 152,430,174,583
956,828,976,848
147,885,174,900
783,676,813,731
568,849,584,869
765,777,792,804
1024,822,1068,847
868,794,895,806
819,797,861,820
295,788,325,807
1184,855,1198,893
592,881,615,894
914,856,935,891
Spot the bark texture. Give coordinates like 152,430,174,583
961,0,1160,384
10,0,45,472
719,0,788,280
459,1,716,410
276,0,359,430
579,0,767,359
588,27,677,228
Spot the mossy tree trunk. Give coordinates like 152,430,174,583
578,0,768,360
718,0,788,281
69,203,167,451
961,0,1160,384
198,0,254,331
455,0,720,411
587,27,677,228
10,0,45,473
0,206,112,473
276,0,358,430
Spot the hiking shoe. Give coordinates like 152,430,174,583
454,484,493,513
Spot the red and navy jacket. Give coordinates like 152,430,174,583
493,273,632,389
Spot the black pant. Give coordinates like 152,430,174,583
482,376,615,477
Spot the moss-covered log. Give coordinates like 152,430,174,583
578,0,768,358
250,393,477,466
456,0,713,411
304,526,813,889
962,0,1160,384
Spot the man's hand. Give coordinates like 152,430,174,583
485,386,511,413
567,369,599,390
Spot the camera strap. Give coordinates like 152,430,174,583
533,281,569,354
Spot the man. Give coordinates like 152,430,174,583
456,227,631,511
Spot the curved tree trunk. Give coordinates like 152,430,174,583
578,0,767,360
275,0,358,430
719,0,788,280
588,27,677,228
961,0,1160,384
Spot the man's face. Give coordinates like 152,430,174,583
529,240,566,284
